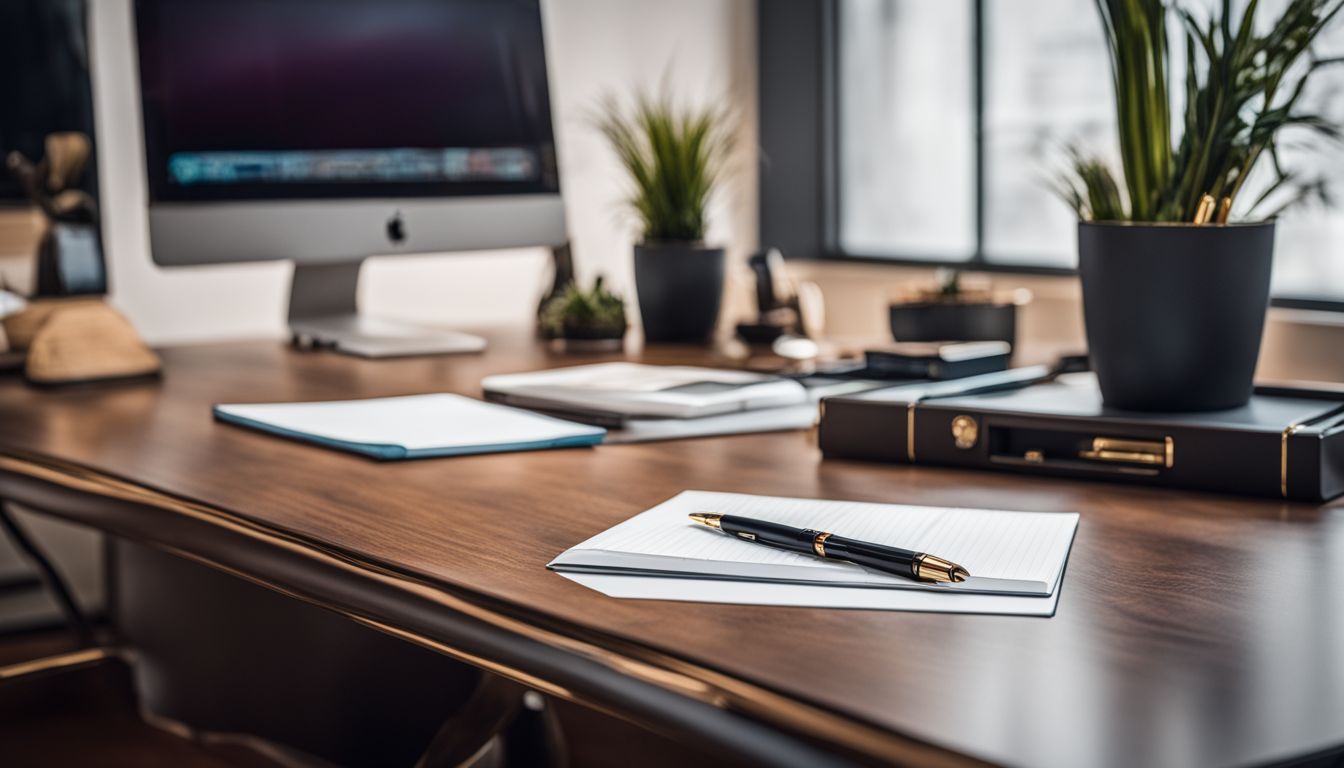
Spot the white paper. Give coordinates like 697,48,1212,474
557,571,1063,616
0,289,26,319
216,393,604,451
482,362,808,419
605,404,819,444
551,491,1078,597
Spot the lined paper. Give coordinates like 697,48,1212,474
550,491,1078,596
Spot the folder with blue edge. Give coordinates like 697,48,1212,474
213,393,605,460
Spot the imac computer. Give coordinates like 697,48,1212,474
132,0,565,356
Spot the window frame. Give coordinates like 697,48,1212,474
757,0,1344,306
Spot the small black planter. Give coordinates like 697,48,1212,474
1078,221,1275,412
557,320,627,353
633,242,724,343
888,301,1017,346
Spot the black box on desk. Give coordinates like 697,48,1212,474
818,373,1344,502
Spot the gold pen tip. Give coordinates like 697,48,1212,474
688,512,722,529
951,566,970,583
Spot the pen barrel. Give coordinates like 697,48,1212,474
823,536,920,579
718,516,817,556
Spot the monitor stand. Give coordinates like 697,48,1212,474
287,261,486,358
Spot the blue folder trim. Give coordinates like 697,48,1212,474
212,406,605,461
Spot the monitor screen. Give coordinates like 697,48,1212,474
135,0,558,202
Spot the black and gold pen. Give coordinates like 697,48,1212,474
688,513,969,583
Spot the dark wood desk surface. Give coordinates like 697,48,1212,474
1,330,1342,767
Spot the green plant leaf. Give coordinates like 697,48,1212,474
594,89,732,242
1061,0,1343,223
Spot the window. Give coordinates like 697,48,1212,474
818,0,1344,303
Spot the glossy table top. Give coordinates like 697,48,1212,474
1,330,1341,767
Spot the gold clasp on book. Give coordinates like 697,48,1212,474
1079,437,1174,468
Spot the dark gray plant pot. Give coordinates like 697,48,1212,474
559,320,627,353
1078,221,1275,412
888,301,1017,346
633,242,725,343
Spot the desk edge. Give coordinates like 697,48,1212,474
0,449,986,768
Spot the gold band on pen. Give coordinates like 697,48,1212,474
913,553,969,583
813,531,832,558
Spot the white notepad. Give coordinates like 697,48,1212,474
482,362,808,420
554,571,1067,616
550,491,1078,597
214,393,605,460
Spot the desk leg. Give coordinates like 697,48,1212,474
0,500,94,647
416,675,566,768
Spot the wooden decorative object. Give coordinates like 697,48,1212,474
0,207,44,261
1,297,101,350
23,301,160,385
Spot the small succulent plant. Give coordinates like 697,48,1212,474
541,276,628,339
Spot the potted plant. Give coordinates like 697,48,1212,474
1056,0,1342,411
596,91,731,343
888,269,1024,347
540,276,628,352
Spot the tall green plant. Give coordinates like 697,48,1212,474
596,91,731,242
1058,0,1344,223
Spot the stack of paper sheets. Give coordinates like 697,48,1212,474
551,491,1079,616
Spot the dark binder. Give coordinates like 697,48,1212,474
862,342,1010,380
819,374,1344,502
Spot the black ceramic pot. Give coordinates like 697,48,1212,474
888,301,1017,346
1078,221,1275,412
559,320,627,353
633,242,725,343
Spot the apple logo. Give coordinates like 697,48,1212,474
386,212,406,245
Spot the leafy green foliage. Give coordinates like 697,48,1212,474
596,91,731,242
541,276,627,336
1057,0,1344,222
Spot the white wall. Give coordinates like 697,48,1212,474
89,0,757,344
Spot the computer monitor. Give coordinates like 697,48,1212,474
132,0,566,356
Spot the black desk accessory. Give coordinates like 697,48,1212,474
819,372,1344,501
736,247,804,344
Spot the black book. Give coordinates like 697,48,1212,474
862,341,1010,380
819,373,1344,502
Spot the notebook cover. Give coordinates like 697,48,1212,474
212,406,605,461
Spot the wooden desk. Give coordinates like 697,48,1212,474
1,330,1342,767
